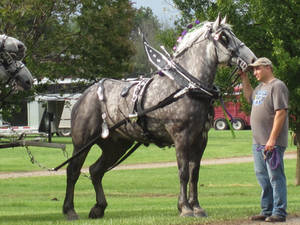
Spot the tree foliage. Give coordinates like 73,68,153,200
0,0,136,81
130,7,162,76
129,6,178,76
0,0,136,117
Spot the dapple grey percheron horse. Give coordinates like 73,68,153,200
0,34,33,92
63,15,256,220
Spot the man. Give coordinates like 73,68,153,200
239,57,288,223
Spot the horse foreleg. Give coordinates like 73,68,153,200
188,134,208,217
175,142,194,217
63,149,90,220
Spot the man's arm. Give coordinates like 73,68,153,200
265,109,287,151
239,71,253,103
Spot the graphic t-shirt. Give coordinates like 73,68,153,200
250,78,289,147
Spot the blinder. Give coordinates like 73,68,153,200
212,27,249,71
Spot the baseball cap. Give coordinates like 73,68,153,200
249,57,273,68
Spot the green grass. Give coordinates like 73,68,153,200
0,160,299,225
0,130,297,172
0,130,298,224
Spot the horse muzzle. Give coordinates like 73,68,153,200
15,65,34,90
233,45,257,71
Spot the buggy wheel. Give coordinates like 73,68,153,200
214,118,228,130
57,129,71,137
232,118,245,130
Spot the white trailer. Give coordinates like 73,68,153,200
0,78,90,137
0,79,84,137
0,94,80,137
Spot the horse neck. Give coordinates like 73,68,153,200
174,40,218,88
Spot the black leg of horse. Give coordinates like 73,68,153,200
174,134,194,217
88,137,133,219
188,131,208,217
63,145,91,220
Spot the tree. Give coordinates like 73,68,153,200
130,7,162,75
0,0,136,118
171,0,300,184
129,6,179,77
0,0,135,80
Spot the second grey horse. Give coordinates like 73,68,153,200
0,34,33,91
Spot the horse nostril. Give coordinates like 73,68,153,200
18,44,24,50
251,58,256,63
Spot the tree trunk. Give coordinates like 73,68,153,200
294,124,300,185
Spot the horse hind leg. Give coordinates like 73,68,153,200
63,145,91,220
188,132,208,217
173,135,194,217
88,138,133,219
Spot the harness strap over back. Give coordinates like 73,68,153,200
131,78,154,140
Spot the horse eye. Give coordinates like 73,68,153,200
221,33,229,45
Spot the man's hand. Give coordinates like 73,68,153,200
266,109,287,151
238,70,247,79
265,138,276,151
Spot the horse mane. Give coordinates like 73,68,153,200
173,21,211,57
173,21,232,58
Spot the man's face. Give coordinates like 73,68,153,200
253,66,270,82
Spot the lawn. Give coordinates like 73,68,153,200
0,130,298,225
0,130,297,172
0,160,299,225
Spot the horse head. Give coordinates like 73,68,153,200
0,61,33,91
173,14,256,85
210,14,256,70
0,35,33,91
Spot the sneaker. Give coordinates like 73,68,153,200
265,215,286,222
250,214,268,221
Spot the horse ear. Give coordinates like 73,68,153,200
213,13,221,31
221,15,227,24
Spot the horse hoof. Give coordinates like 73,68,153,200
89,205,105,219
179,206,194,217
65,210,79,220
193,207,207,217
